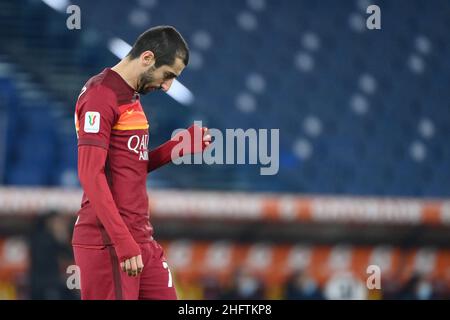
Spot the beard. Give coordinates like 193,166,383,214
136,66,160,95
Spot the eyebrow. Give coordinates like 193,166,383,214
165,71,178,79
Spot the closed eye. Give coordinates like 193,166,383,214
164,72,177,80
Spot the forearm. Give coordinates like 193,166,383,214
147,140,178,173
147,124,207,173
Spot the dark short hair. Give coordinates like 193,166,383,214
127,25,189,68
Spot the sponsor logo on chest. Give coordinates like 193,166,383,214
127,134,149,160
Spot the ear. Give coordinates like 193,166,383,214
140,50,155,67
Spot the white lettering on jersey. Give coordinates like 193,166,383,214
74,113,79,138
128,134,149,160
78,86,87,100
84,111,100,133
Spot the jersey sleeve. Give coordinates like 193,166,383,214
78,145,141,262
75,85,118,150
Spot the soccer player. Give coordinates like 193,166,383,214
72,26,210,300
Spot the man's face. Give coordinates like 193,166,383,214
136,57,185,95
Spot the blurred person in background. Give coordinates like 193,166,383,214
200,276,222,300
220,268,265,300
285,270,324,300
394,273,437,300
323,272,368,300
29,211,76,300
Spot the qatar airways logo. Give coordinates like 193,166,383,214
128,134,149,160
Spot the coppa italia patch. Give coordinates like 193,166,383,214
84,111,100,133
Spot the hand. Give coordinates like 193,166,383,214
173,124,212,154
186,124,211,153
120,255,144,277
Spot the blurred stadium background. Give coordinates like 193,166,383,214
0,0,450,299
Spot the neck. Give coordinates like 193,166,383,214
111,58,139,91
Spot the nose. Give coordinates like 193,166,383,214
161,78,174,92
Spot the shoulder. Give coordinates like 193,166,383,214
77,88,117,121
84,84,117,103
82,69,136,104
75,84,118,126
84,75,117,102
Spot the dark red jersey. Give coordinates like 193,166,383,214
73,68,153,260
